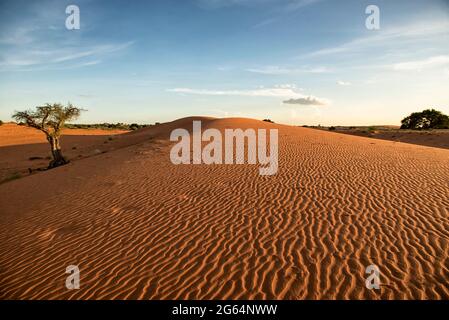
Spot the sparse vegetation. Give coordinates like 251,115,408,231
3,172,21,183
65,122,150,131
400,109,449,130
12,103,84,168
262,119,274,123
328,126,336,131
0,120,3,126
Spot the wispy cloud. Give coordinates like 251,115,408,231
283,0,324,13
393,55,449,71
0,26,38,45
0,42,134,71
283,96,327,105
247,65,330,75
196,0,322,10
195,0,269,9
337,80,351,86
168,84,300,98
0,1,134,72
303,20,449,58
253,0,324,28
168,84,330,105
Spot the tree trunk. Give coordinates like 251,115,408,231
47,136,68,168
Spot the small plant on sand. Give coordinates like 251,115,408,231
13,103,84,168
0,120,3,126
401,109,449,130
3,172,21,183
263,119,274,123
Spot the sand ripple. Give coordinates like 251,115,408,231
0,118,448,299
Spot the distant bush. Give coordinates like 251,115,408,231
65,123,150,131
0,120,3,126
401,109,449,130
328,126,336,131
262,119,274,123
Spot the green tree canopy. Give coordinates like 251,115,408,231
400,109,449,130
13,103,84,168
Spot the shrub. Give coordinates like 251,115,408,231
401,109,449,130
262,119,274,123
65,123,150,130
0,120,3,126
3,172,21,183
328,126,336,131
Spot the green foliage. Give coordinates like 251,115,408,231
65,122,150,130
401,109,449,130
3,172,21,183
12,103,84,137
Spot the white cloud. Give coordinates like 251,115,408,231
393,55,449,71
304,20,449,58
168,85,330,105
247,65,330,75
283,97,327,106
168,87,299,98
337,80,351,86
0,26,38,46
196,0,323,11
0,42,134,71
0,2,134,72
284,0,323,11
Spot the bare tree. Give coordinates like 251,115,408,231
13,103,84,168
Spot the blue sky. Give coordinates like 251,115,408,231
0,0,448,125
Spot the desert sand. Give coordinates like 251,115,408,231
0,117,448,299
317,126,449,150
0,123,129,183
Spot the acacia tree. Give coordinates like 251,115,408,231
13,103,84,168
400,109,449,130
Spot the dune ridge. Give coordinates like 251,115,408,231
0,117,448,299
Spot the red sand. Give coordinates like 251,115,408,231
0,117,448,299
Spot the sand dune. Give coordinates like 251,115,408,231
0,117,448,299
